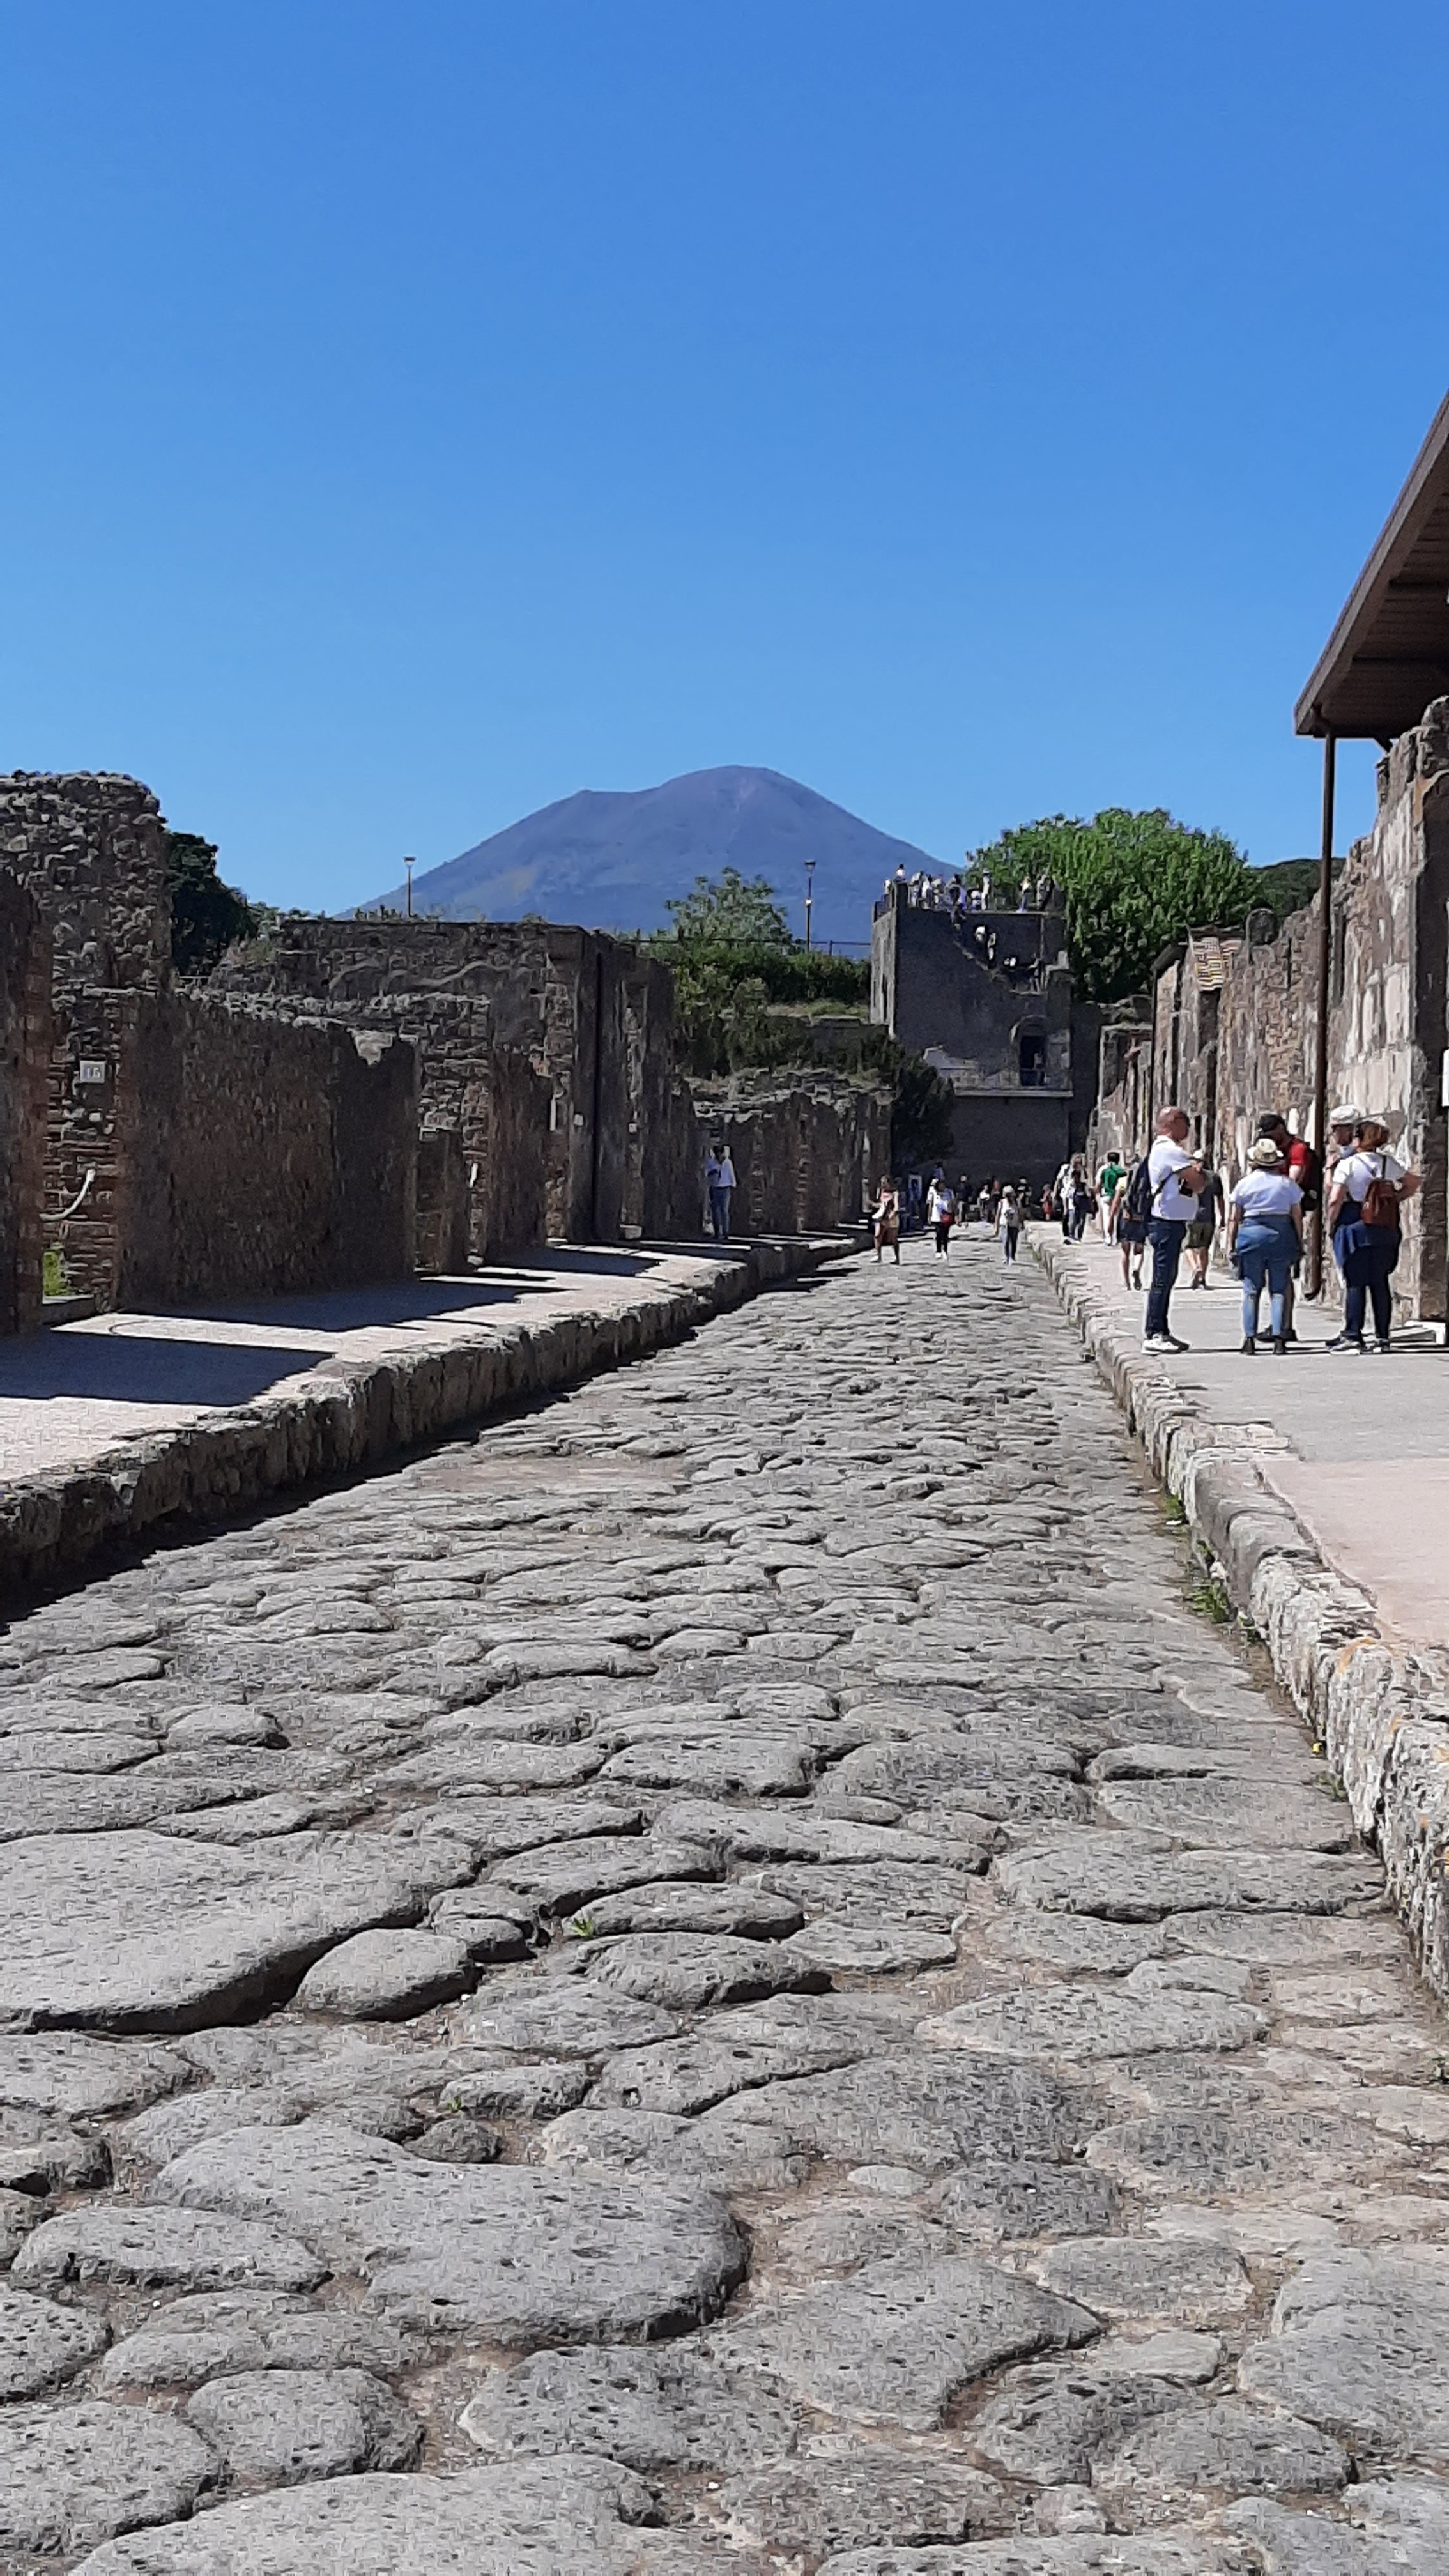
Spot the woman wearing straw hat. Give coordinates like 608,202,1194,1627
1226,1136,1303,1356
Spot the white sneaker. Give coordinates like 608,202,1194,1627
1142,1333,1181,1355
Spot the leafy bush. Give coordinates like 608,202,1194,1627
964,809,1254,1004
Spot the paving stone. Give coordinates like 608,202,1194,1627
965,2358,1199,2485
186,2367,422,2485
15,2204,328,2294
474,1836,718,1917
1094,1776,1356,1851
712,2255,1098,2429
68,2458,663,2573
461,1981,681,2058
1087,2105,1390,2200
153,2119,746,2339
0,2186,43,2262
460,2341,801,2469
100,2292,403,2390
541,2103,810,2193
1227,2477,1449,2573
700,2451,1011,2551
1027,2236,1250,2322
1096,2395,1350,2518
1238,2248,1449,2460
571,1930,828,2011
0,2032,190,2118
0,1828,468,2032
411,2112,502,2162
574,1881,806,1940
919,1988,1265,2060
295,1931,475,2019
0,2400,216,2555
588,1994,908,2115
928,2163,1122,2245
440,2060,593,2120
977,1912,1168,1974
0,2280,110,2396
996,1830,1381,1920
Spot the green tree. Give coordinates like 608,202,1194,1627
165,832,259,977
963,809,1254,1004
664,867,793,947
861,1030,956,1166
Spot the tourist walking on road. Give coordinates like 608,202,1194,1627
706,1144,736,1241
1326,1118,1420,1351
1096,1151,1124,1241
997,1185,1022,1263
1142,1107,1206,1354
926,1173,957,1257
1227,1137,1303,1355
871,1177,901,1264
1254,1112,1320,1341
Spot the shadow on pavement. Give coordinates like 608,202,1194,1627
0,1335,328,1411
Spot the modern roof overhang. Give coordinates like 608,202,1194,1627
1296,390,1449,742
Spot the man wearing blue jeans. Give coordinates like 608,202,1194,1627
1143,1106,1206,1355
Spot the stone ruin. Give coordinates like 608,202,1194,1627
0,773,889,1329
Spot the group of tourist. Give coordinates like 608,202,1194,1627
884,864,1056,916
870,1170,1028,1266
1096,1104,1421,1357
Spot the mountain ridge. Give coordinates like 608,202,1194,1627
361,765,940,943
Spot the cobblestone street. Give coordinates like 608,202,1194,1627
3,1236,1448,2572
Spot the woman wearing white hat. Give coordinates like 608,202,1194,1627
1227,1137,1303,1354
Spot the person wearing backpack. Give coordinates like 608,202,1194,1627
1112,1159,1147,1288
1324,1117,1420,1352
1141,1107,1207,1354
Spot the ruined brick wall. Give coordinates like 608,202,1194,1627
213,916,654,1252
118,993,416,1306
689,1072,888,1235
1089,1019,1153,1165
0,773,169,996
0,875,50,1333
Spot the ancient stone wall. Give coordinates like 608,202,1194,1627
115,993,415,1307
0,875,50,1333
1091,1017,1153,1164
213,916,664,1253
0,773,170,996
689,1071,889,1234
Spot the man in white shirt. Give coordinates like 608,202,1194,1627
1142,1107,1206,1353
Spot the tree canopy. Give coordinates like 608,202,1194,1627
963,809,1254,1004
663,867,793,947
165,832,258,977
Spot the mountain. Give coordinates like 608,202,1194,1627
362,766,939,946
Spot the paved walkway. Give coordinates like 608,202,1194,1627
1041,1223,1449,1656
0,1248,749,1484
0,1234,1445,2569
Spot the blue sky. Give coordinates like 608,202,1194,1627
2,1,1445,921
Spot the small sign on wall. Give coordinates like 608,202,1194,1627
76,1059,108,1086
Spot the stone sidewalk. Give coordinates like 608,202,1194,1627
0,1239,850,1595
1034,1224,1449,2007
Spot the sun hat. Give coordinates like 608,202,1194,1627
1329,1101,1365,1127
1248,1137,1285,1169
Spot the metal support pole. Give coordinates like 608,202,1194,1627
1305,732,1336,1296
404,856,416,919
804,861,816,951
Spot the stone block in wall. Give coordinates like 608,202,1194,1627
688,1070,887,1236
0,874,50,1334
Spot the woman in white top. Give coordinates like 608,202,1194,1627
1226,1138,1303,1355
926,1176,956,1259
1324,1117,1420,1352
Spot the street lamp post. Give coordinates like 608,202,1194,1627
804,859,816,951
404,856,416,920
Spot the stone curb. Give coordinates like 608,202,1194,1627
0,1236,855,1600
1032,1227,1449,2005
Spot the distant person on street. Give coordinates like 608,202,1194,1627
706,1144,735,1241
997,1185,1022,1263
1227,1137,1303,1355
926,1173,957,1257
1326,1117,1420,1352
1096,1152,1124,1241
1053,1160,1075,1239
1110,1162,1146,1289
1184,1163,1225,1287
1324,1102,1364,1274
1142,1107,1206,1354
871,1177,901,1264
1069,1160,1094,1241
